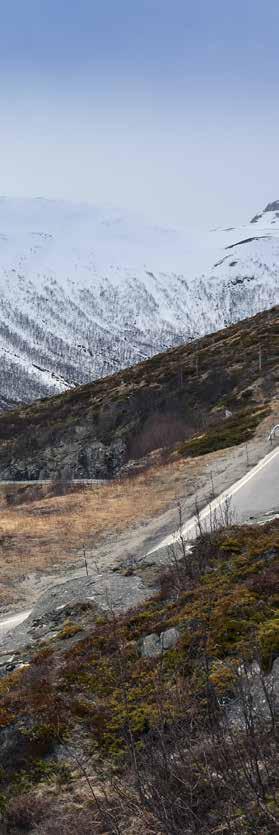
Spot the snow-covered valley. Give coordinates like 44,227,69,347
0,196,278,406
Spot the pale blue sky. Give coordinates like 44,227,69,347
0,1,278,226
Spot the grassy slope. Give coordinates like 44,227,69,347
0,519,278,832
0,308,278,830
0,456,206,599
0,305,278,471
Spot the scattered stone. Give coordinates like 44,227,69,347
161,627,180,651
44,632,58,641
228,657,279,728
0,655,15,667
141,633,161,657
140,627,180,657
2,574,153,652
130,541,184,578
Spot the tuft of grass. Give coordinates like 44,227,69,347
57,622,82,641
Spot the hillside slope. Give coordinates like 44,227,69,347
0,517,278,834
0,197,278,405
0,304,278,480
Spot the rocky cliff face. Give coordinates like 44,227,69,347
2,435,127,481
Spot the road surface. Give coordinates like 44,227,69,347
1,445,279,639
0,610,32,640
149,444,279,553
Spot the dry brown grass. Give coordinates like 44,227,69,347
0,456,204,588
0,406,276,608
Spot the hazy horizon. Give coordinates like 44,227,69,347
1,1,279,228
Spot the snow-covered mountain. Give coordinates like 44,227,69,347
0,196,278,407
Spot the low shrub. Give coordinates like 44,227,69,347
57,623,82,641
5,792,48,830
178,406,269,458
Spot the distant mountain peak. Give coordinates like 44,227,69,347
250,201,279,224
264,200,279,213
0,197,277,409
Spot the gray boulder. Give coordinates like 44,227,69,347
140,626,180,657
161,627,180,651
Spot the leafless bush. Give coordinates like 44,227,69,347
3,793,50,833
63,652,278,835
2,798,114,835
32,797,160,835
6,632,277,835
129,414,194,459
3,484,45,506
48,479,88,498
118,659,279,835
160,498,235,597
33,807,108,835
246,564,279,596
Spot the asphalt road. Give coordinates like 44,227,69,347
149,444,279,553
0,445,279,639
0,611,32,639
228,446,279,524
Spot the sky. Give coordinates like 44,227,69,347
0,0,279,228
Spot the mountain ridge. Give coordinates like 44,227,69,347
0,303,277,481
0,197,278,406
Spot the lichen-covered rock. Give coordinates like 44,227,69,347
140,627,180,657
140,633,161,657
161,627,180,651
0,436,127,481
